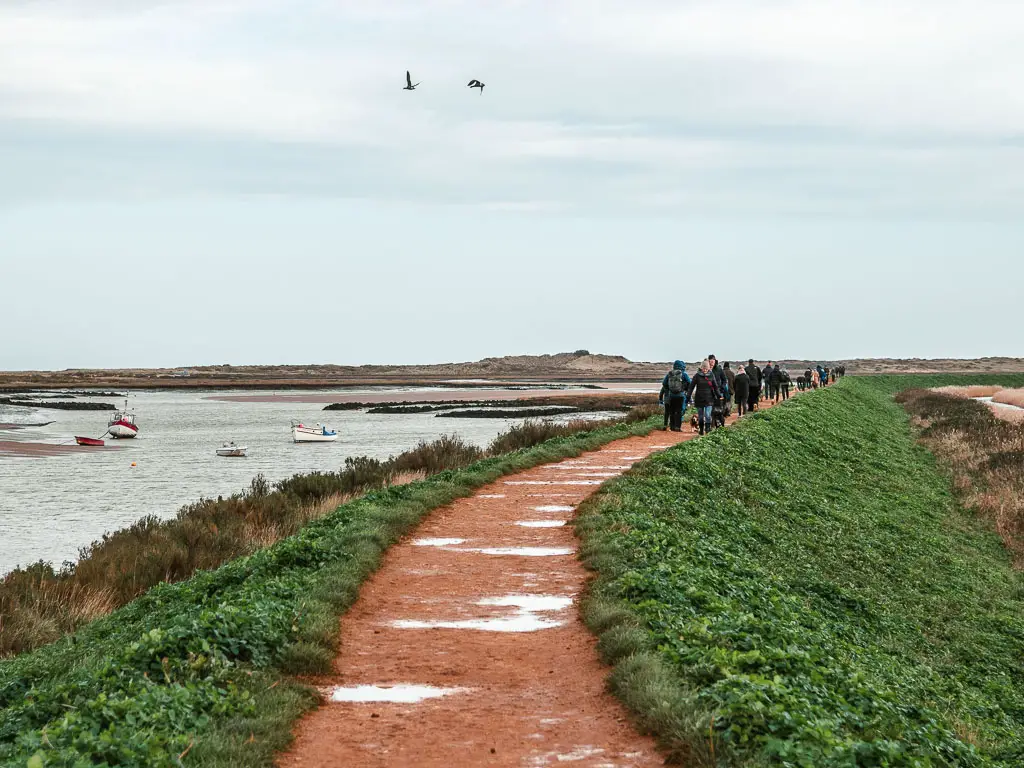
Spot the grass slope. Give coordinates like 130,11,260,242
578,376,1024,767
0,417,659,767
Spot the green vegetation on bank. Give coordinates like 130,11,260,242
578,376,1024,767
0,415,660,767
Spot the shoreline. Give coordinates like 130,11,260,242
206,383,656,404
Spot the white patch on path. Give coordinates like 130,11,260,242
468,546,574,557
552,465,632,471
412,538,465,547
392,615,564,632
504,480,601,486
478,494,506,498
325,684,469,703
532,505,575,512
391,594,572,633
479,595,572,611
516,520,567,527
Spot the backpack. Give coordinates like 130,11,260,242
667,369,685,395
781,370,792,383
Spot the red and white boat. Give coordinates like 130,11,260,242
108,399,139,439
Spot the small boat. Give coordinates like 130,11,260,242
216,442,247,457
75,436,105,447
108,399,139,439
291,421,338,443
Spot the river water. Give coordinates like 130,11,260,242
0,387,632,574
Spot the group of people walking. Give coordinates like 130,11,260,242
796,365,844,391
658,357,843,435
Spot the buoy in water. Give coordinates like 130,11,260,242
130,462,137,467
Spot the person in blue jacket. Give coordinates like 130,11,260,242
658,360,690,431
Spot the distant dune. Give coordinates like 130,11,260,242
2,352,1023,391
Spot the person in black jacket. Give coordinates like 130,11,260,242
723,362,736,405
745,359,761,411
762,362,775,401
769,364,783,402
708,355,729,402
733,367,750,416
687,359,721,436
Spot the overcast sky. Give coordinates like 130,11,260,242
2,0,1023,370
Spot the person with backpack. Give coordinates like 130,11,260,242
780,368,792,400
723,362,736,406
658,360,690,432
688,359,722,436
709,355,730,402
733,365,750,416
804,368,813,391
745,359,762,411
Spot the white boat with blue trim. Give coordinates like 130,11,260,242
291,421,338,443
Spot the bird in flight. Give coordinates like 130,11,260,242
404,71,420,90
467,79,485,94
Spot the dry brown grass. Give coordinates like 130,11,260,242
930,385,1024,424
898,389,1024,567
931,385,1004,398
992,388,1024,409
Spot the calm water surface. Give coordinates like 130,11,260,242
0,387,614,574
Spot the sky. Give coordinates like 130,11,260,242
1,0,1023,370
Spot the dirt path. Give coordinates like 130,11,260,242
281,398,788,767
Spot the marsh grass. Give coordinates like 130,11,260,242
992,387,1024,409
898,388,1024,565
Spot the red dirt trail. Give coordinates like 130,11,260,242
282,398,788,767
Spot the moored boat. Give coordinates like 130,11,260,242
75,436,105,447
291,421,338,443
108,399,139,439
216,442,247,457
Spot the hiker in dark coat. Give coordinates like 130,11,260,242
769,364,783,402
745,359,762,411
780,368,792,400
762,362,775,401
733,367,750,416
724,362,736,405
658,360,690,432
687,359,722,436
709,355,729,402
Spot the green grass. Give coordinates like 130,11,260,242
577,376,1024,767
0,415,660,767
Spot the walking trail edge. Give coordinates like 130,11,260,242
282,399,787,767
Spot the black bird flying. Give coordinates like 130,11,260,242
404,71,419,90
467,79,485,94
